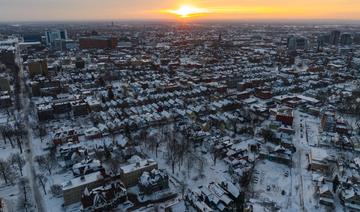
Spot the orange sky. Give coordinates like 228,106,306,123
1,0,360,21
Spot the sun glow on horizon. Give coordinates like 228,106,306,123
167,5,209,18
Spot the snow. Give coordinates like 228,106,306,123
251,160,291,209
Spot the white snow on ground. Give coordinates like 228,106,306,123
291,110,342,211
142,127,233,193
248,110,346,211
250,160,291,209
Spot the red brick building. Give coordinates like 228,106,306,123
276,108,294,126
79,36,117,49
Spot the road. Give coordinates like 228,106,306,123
292,111,307,212
15,43,46,212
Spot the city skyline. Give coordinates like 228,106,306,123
1,0,360,22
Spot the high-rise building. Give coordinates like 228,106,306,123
45,29,68,46
329,30,341,45
317,34,330,48
287,36,308,51
340,33,353,46
354,34,360,44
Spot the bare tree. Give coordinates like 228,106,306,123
9,153,26,176
15,136,23,154
261,128,275,143
36,173,48,195
108,127,116,145
210,146,219,166
50,184,62,197
186,155,193,178
38,124,47,143
18,177,32,212
166,136,178,174
0,126,7,145
198,158,205,179
179,181,187,199
0,159,15,184
148,132,160,158
1,126,14,148
35,154,56,175
94,149,105,162
108,154,122,175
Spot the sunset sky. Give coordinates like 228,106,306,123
1,0,360,22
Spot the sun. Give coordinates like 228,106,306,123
167,5,209,18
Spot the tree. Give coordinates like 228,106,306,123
9,153,26,176
333,175,340,193
50,184,63,197
198,158,205,179
0,126,7,145
0,159,15,184
261,128,275,143
179,181,187,199
18,177,32,211
210,146,219,166
36,173,48,195
166,136,178,174
38,125,47,143
35,154,56,175
108,128,116,145
108,155,121,175
94,149,105,162
107,87,114,100
15,136,23,154
186,155,192,178
148,133,159,157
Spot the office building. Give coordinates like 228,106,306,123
287,36,308,51
45,29,68,47
329,30,341,45
79,36,117,49
340,33,353,46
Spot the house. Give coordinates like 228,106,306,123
72,100,90,116
59,143,87,167
340,186,360,210
37,103,54,121
0,76,9,92
260,147,293,166
185,189,214,212
255,90,272,100
317,183,334,206
72,159,104,177
53,100,72,114
52,128,79,146
275,107,294,126
217,179,240,200
27,59,48,78
84,127,102,139
119,159,158,187
139,169,169,194
320,111,336,132
200,182,235,211
81,180,127,212
0,91,11,108
309,148,331,172
62,171,106,205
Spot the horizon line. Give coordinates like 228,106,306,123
1,18,360,25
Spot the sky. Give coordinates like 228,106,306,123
1,0,360,22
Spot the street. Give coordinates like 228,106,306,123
15,43,45,212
